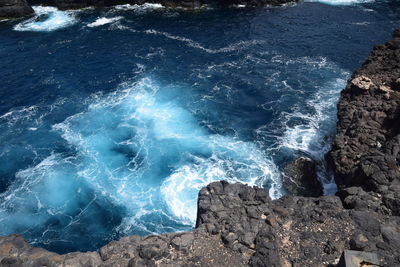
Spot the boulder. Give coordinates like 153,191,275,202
349,75,375,92
283,157,323,197
337,250,380,267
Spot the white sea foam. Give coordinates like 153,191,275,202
351,21,370,25
87,16,123,27
252,55,350,195
0,77,281,238
68,77,281,225
0,105,39,127
14,6,76,32
0,97,67,129
143,29,265,54
113,3,164,13
0,154,77,233
111,25,264,54
161,136,281,224
280,73,349,194
233,4,247,8
191,53,348,196
115,3,164,10
280,81,343,157
305,0,374,5
194,54,347,196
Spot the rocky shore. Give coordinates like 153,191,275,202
0,0,298,19
1,180,399,266
0,22,399,267
329,29,400,218
0,0,32,18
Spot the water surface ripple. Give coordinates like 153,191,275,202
0,0,399,253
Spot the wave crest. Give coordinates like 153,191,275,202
14,6,77,32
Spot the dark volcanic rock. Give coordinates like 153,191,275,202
0,0,33,18
30,0,297,11
329,29,400,216
2,0,299,18
54,0,97,10
1,181,399,266
201,0,297,7
283,157,323,197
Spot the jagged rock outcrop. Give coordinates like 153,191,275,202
329,29,400,216
0,0,33,18
50,0,299,10
283,157,323,197
0,0,299,16
1,181,399,266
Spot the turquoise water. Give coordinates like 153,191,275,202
0,0,399,253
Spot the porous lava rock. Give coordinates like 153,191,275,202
329,29,400,216
0,0,33,18
17,0,299,13
1,181,399,266
283,157,323,197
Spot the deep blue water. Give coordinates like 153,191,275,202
0,0,399,253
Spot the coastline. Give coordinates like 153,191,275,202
0,28,399,267
0,0,299,19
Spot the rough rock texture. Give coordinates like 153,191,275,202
1,0,299,18
283,157,323,197
0,0,33,18
20,0,299,11
329,29,400,216
1,181,399,266
49,0,299,10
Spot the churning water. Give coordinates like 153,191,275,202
0,0,399,253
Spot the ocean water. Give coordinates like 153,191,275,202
0,0,399,253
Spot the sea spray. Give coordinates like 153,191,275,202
304,0,375,5
14,6,77,32
0,77,280,251
87,16,123,27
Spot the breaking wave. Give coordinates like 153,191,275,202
87,16,123,27
14,6,77,32
252,55,350,195
305,0,375,5
0,77,280,251
113,3,164,12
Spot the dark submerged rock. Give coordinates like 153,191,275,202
283,157,323,197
